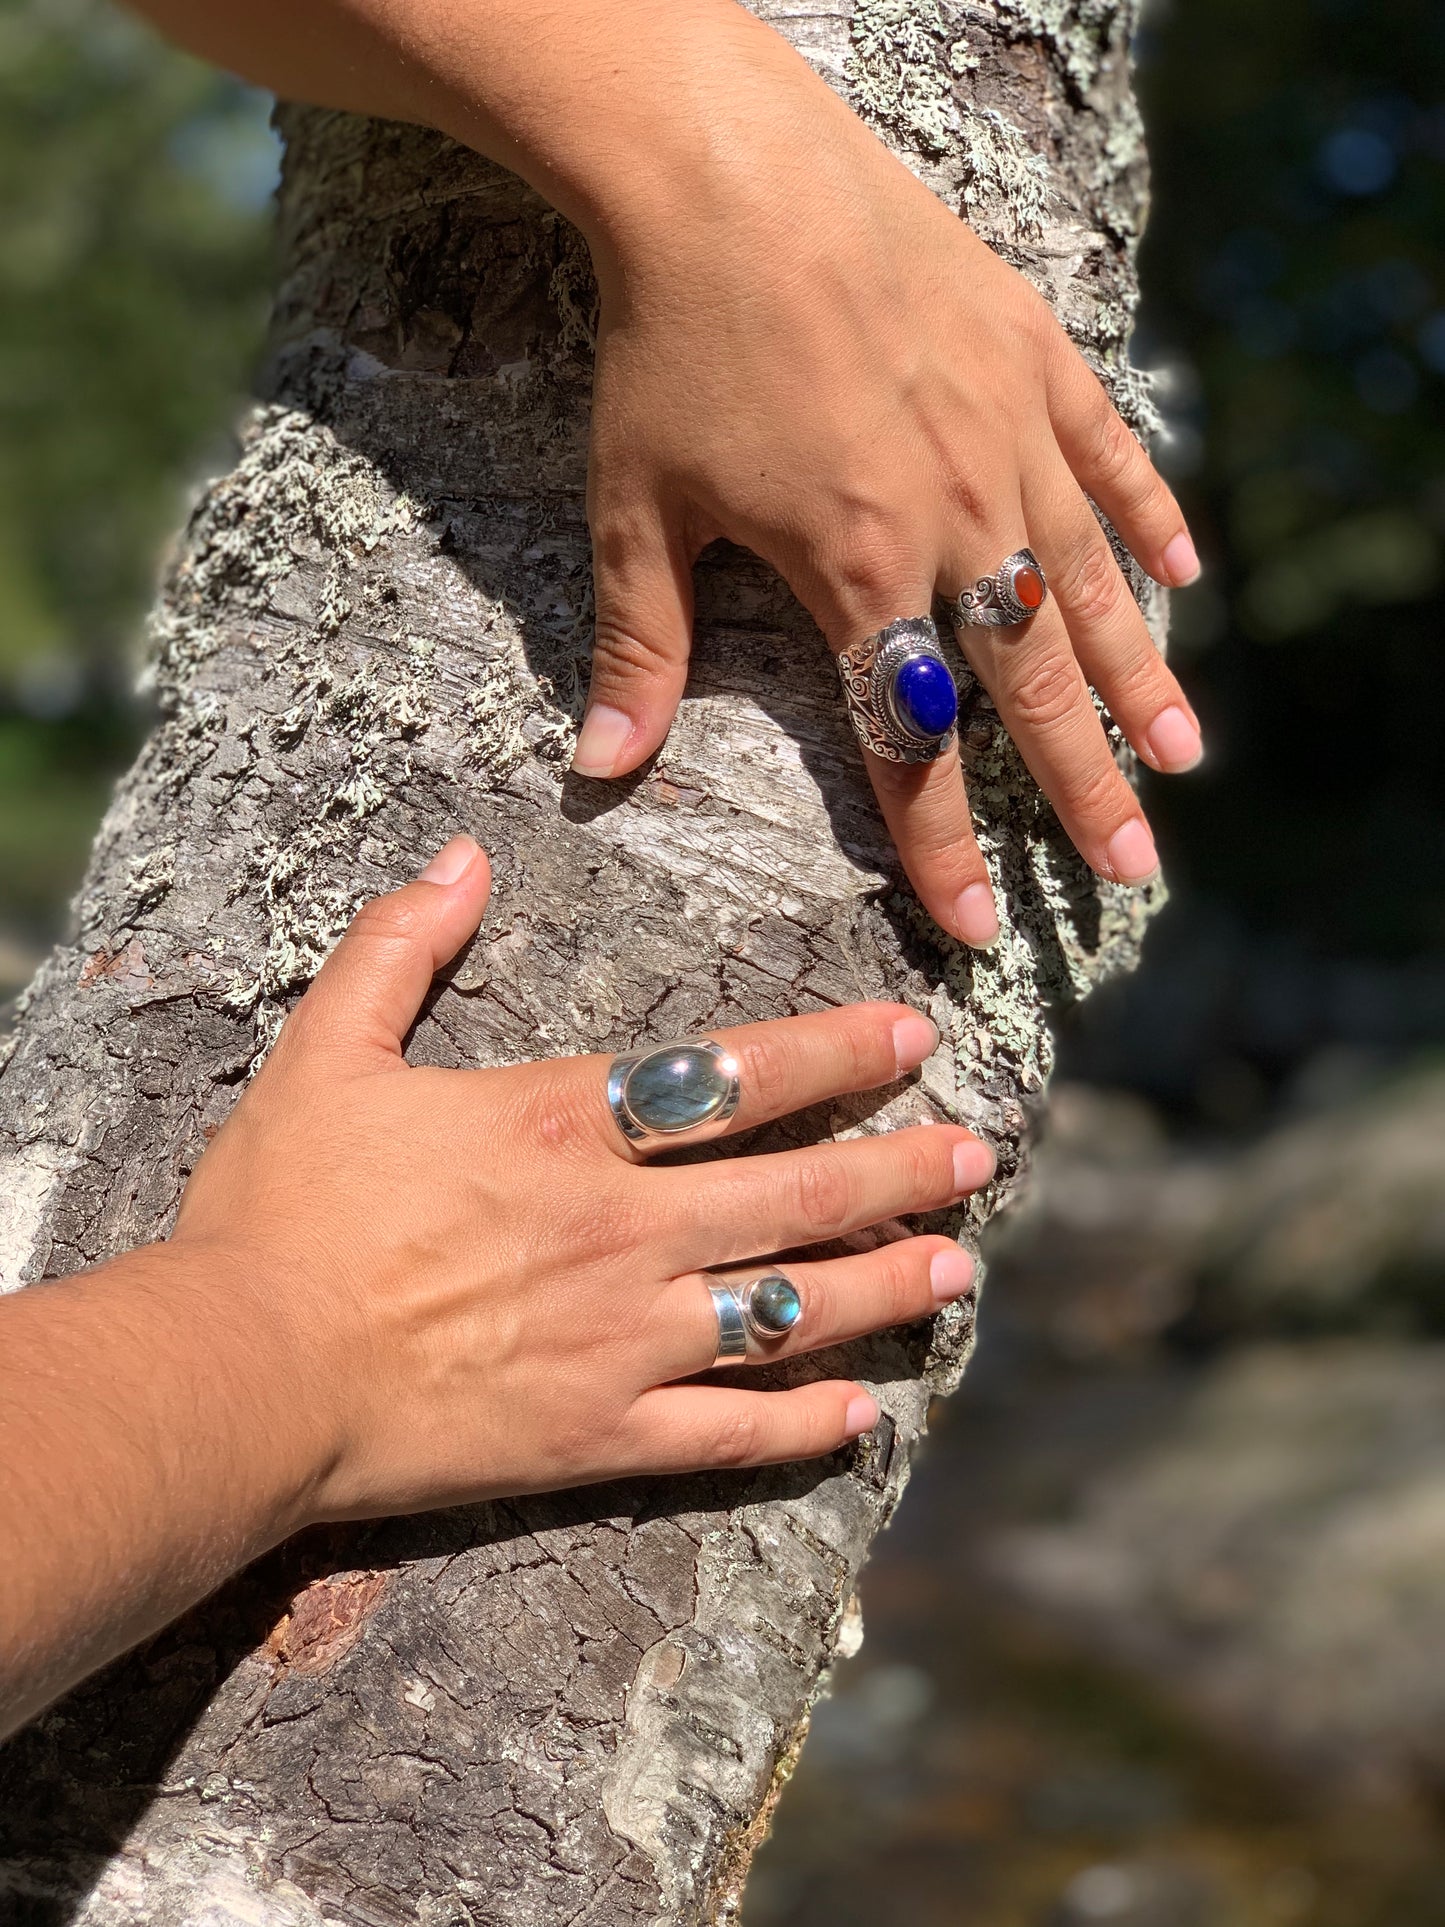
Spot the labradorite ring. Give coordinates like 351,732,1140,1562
705,1270,804,1368
607,1036,742,1152
836,617,958,765
950,547,1049,630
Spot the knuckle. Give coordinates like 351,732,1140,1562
792,1151,857,1237
1061,756,1129,824
1054,539,1128,630
590,619,679,681
1109,646,1172,714
827,510,925,624
908,1132,959,1206
1009,653,1086,735
1089,406,1146,488
708,1404,764,1469
938,456,990,525
876,1246,926,1321
835,1014,890,1091
349,891,426,947
734,1034,794,1121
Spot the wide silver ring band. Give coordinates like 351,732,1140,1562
607,1035,742,1154
836,616,958,765
704,1270,804,1368
708,1284,749,1365
950,547,1049,630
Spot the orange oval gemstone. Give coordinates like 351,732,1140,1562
1013,564,1045,611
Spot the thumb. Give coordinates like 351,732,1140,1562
573,508,694,779
283,836,492,1065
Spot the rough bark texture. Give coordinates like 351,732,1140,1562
0,3,1164,1922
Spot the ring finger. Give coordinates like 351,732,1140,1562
649,1236,977,1382
945,508,1161,887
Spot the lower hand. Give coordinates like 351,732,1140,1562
174,837,993,1519
570,12,1201,944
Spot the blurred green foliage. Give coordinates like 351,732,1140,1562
0,0,274,953
1137,0,1445,960
0,0,1440,1005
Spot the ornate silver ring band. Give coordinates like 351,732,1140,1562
706,1271,804,1368
951,548,1049,630
836,616,959,765
607,1036,742,1153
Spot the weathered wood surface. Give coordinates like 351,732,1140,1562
0,3,1163,1921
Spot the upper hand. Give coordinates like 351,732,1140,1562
172,839,994,1520
570,44,1201,944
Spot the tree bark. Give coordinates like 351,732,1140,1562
0,3,1163,1922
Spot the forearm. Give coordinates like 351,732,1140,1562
121,0,838,269
0,1244,323,1740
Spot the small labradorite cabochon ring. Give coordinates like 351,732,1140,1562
741,1272,803,1341
951,547,1049,630
607,1037,742,1152
705,1270,804,1366
836,616,958,765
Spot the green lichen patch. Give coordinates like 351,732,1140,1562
847,0,958,158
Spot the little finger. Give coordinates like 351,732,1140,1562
1027,464,1203,775
617,1379,880,1475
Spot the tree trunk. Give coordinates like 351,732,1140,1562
0,4,1163,1921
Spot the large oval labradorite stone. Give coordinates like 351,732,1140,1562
623,1045,732,1134
749,1273,803,1335
891,653,958,739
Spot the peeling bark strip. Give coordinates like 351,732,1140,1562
0,2,1162,1920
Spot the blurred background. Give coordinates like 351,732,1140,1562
0,0,1441,1921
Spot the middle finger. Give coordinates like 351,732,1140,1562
648,1121,995,1274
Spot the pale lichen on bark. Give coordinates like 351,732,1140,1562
0,2,1163,1922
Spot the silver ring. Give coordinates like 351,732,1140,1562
705,1271,803,1368
708,1284,749,1366
950,548,1049,629
607,1036,741,1152
836,617,958,764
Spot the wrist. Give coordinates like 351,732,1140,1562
138,1235,342,1544
429,0,834,282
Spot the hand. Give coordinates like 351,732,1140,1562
173,838,994,1518
571,24,1202,944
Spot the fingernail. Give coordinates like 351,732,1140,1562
1162,532,1201,587
419,835,480,885
892,1012,939,1073
845,1392,879,1439
1104,817,1160,885
953,1137,996,1195
930,1245,976,1304
1145,704,1204,773
953,882,1000,949
572,704,633,778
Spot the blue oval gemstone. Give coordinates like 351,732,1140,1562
892,653,958,739
623,1045,731,1133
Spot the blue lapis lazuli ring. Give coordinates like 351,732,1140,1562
836,616,959,765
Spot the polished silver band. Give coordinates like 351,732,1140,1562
607,1035,742,1153
836,616,958,765
705,1270,804,1368
951,548,1049,630
708,1283,749,1365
